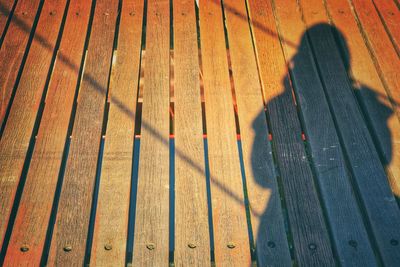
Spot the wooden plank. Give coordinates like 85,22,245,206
326,0,400,214
0,0,68,250
2,1,92,265
222,1,291,266
372,0,400,54
0,0,15,41
173,0,210,266
298,1,400,265
198,1,251,266
0,0,41,126
90,0,144,266
47,1,119,265
274,0,378,265
350,0,400,120
131,0,170,266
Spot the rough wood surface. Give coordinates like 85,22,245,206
47,1,119,265
0,0,67,250
326,0,400,212
91,0,144,266
0,0,41,126
224,0,291,266
372,0,400,54
198,1,251,266
350,0,400,120
132,0,170,266
299,1,400,265
3,1,92,265
0,0,15,41
173,0,210,266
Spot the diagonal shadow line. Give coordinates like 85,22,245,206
0,1,263,218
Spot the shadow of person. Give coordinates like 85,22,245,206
251,23,397,265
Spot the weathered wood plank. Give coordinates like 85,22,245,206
350,0,400,120
0,0,15,42
47,1,119,265
3,0,92,265
275,0,378,265
198,1,251,266
0,0,68,250
173,0,210,266
132,0,170,266
372,0,400,54
4,1,91,264
326,0,400,213
0,0,41,126
223,0,291,266
252,1,337,266
298,1,400,265
91,0,144,266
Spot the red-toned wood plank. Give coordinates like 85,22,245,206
47,1,119,265
131,0,170,265
0,0,41,125
173,0,210,266
0,0,68,250
0,0,15,41
90,0,144,265
199,1,251,266
350,0,400,120
372,0,400,54
2,1,92,265
223,0,291,266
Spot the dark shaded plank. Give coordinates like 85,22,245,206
173,0,210,266
223,0,291,266
326,0,400,214
47,1,119,265
198,1,251,266
0,0,68,250
2,1,92,265
131,0,170,266
350,0,400,120
372,0,400,54
299,1,400,265
0,0,41,126
91,0,144,265
0,0,15,41
274,0,378,265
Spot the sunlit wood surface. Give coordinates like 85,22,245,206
0,0,399,266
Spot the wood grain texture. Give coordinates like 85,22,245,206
326,0,400,215
350,0,400,120
47,1,119,265
223,0,291,266
298,1,400,265
372,0,400,54
131,0,170,266
199,1,251,266
278,0,378,265
0,0,41,126
3,0,92,265
0,0,15,41
173,0,210,266
90,0,144,266
0,0,67,250
255,1,336,266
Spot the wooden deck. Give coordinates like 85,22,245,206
0,0,399,266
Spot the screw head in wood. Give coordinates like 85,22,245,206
63,245,72,252
188,243,196,249
348,240,357,248
20,245,29,252
227,242,235,249
391,239,399,246
308,243,317,251
49,11,55,16
104,244,112,250
146,243,155,250
267,241,276,248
